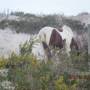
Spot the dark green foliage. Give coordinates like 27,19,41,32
62,18,87,32
0,41,86,90
0,12,87,34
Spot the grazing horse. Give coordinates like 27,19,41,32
38,25,77,55
34,25,80,59
31,27,64,60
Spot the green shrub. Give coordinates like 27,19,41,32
0,39,89,90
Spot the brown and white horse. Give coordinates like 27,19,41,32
37,25,79,56
32,25,80,60
31,26,63,60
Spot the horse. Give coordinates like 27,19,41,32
37,25,79,56
31,25,82,60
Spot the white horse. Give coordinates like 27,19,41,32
31,25,81,60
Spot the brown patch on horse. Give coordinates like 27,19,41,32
42,41,52,59
49,29,63,49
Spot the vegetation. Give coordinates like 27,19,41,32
0,40,89,90
0,11,89,90
0,12,87,34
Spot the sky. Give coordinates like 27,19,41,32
0,0,90,16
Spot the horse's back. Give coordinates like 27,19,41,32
38,26,55,45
